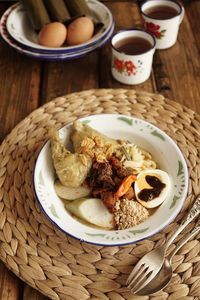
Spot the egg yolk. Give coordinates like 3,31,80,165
137,174,166,202
137,173,162,190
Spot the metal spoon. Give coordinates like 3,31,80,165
137,217,200,295
127,194,200,294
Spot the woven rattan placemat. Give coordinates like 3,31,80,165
0,89,200,300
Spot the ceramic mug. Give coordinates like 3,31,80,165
111,29,156,85
141,0,185,49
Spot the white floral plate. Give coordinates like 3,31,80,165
6,0,113,53
33,114,189,246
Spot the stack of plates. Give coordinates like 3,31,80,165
0,1,114,61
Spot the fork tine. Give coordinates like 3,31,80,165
129,267,151,293
127,263,147,288
135,272,156,293
131,268,152,293
131,258,166,294
126,255,150,285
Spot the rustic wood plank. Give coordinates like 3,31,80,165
184,0,200,48
0,261,22,300
0,40,41,142
23,286,49,300
99,1,156,92
40,52,99,103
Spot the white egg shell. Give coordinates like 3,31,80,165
134,169,171,208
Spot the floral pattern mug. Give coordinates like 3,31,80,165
141,0,185,49
111,29,156,85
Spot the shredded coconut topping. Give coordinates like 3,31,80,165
114,198,149,230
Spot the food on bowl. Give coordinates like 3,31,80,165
49,128,92,188
135,169,171,208
38,22,67,47
38,16,94,47
114,198,150,230
66,197,113,229
67,17,94,46
21,0,91,31
21,0,51,31
33,114,189,245
44,0,71,23
72,119,119,158
21,0,101,47
49,120,171,230
54,180,91,200
64,0,92,18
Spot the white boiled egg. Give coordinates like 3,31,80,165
134,169,171,208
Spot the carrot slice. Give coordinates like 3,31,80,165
115,174,137,198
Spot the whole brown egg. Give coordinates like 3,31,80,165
67,17,94,46
39,22,67,47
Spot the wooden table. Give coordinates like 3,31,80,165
0,1,199,299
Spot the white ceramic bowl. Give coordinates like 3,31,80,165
0,4,114,61
6,0,113,53
33,114,189,246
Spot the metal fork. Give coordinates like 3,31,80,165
126,194,200,294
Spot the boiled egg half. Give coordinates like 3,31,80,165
134,169,171,208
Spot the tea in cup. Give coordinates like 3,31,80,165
141,0,185,49
111,29,156,85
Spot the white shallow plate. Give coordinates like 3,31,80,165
0,5,114,60
6,0,113,53
33,114,189,246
